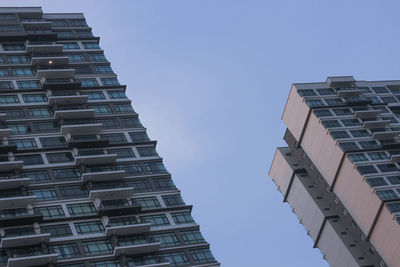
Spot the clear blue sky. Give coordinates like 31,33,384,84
4,1,400,266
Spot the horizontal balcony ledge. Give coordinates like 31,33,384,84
90,187,133,200
54,109,94,120
353,110,380,119
0,161,23,172
27,44,63,54
48,95,88,105
32,56,69,66
60,123,102,135
363,120,391,128
22,21,52,30
7,253,58,267
1,233,50,248
113,242,161,256
0,129,11,138
0,195,36,209
81,170,125,183
105,223,151,236
0,214,43,227
0,178,30,189
372,131,400,140
36,69,75,79
75,153,117,165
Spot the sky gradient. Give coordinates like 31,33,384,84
3,1,400,266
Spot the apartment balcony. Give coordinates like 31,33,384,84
105,223,151,236
27,44,63,54
0,233,50,248
363,120,391,128
54,109,94,120
344,97,372,106
0,129,12,138
7,253,58,267
114,242,161,257
353,110,380,119
22,21,52,30
0,195,36,209
90,187,133,200
0,113,5,121
36,68,75,80
81,170,125,183
32,56,69,66
372,131,400,140
48,95,88,105
391,154,400,162
0,178,30,190
0,144,17,153
68,136,109,149
97,198,140,216
74,153,117,165
60,123,102,135
0,213,43,227
43,78,81,90
337,89,364,97
0,161,23,172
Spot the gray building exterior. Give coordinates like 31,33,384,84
270,76,400,267
0,7,219,267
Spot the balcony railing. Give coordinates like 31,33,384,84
48,95,88,105
0,195,36,209
0,178,30,190
114,241,161,257
36,68,75,79
0,233,50,248
90,187,133,201
54,109,94,120
60,123,102,135
26,44,63,54
0,213,43,227
74,153,117,165
81,170,125,183
7,253,58,267
105,222,151,236
0,161,23,172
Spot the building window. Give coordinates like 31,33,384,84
101,78,119,86
10,138,37,150
151,232,179,247
30,188,58,201
41,224,72,237
339,142,359,152
0,208,27,218
108,90,126,99
40,137,67,148
70,19,88,27
117,163,143,176
50,243,81,259
3,109,25,119
68,54,85,62
366,177,388,187
33,122,59,133
82,240,113,256
74,65,93,74
377,163,398,173
350,129,370,138
172,212,194,224
129,132,150,142
108,148,135,158
0,14,17,21
91,104,112,114
95,65,113,74
75,221,104,235
23,170,51,184
52,20,68,27
11,68,34,76
160,252,190,266
15,154,43,165
180,230,205,244
321,120,341,128
17,80,41,89
46,152,73,164
2,43,25,51
137,147,158,157
357,165,378,175
144,162,167,174
83,42,100,49
8,123,30,135
305,99,325,107
153,178,176,190
79,78,98,87
84,91,105,100
60,42,79,50
162,194,185,207
0,81,13,90
53,168,81,180
313,109,333,117
297,89,316,96
330,131,350,139
376,190,398,201
125,179,152,193
114,104,134,113
348,153,368,163
56,31,73,38
34,205,65,219
387,202,400,213
88,54,107,62
316,88,335,95
7,56,29,64
108,216,138,227
0,95,19,104
90,260,120,267
367,152,388,161
75,30,93,38
133,197,161,210
101,133,127,144
67,202,97,216
60,185,88,198
0,69,8,77
140,214,170,227
27,108,52,118
95,118,119,129
359,140,380,150
191,249,215,264
120,117,142,128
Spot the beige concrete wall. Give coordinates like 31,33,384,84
269,148,294,195
282,85,310,142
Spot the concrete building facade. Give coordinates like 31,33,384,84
0,7,219,267
269,76,400,267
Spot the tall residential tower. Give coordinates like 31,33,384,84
0,7,218,267
270,76,400,267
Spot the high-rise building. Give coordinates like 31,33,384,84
269,76,400,267
0,7,219,267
